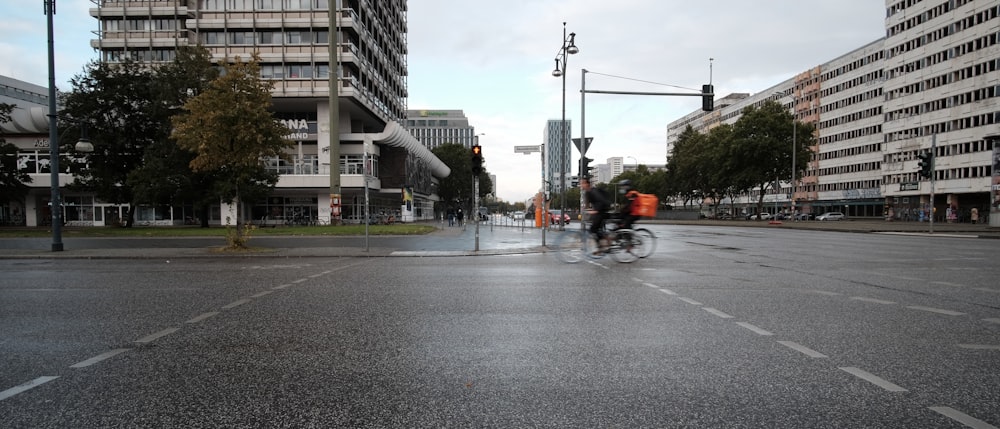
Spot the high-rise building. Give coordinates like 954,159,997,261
82,0,446,225
405,110,477,150
668,0,999,223
543,119,571,197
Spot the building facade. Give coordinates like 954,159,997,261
668,0,999,224
543,119,571,198
2,0,446,227
405,109,477,150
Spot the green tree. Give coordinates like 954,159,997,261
171,55,292,248
431,143,491,214
127,46,220,227
0,103,32,207
731,101,815,218
61,59,162,226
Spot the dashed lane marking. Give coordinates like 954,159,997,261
777,341,828,358
185,312,219,324
850,296,896,305
839,367,907,392
70,348,130,368
812,290,843,296
291,278,309,284
272,284,293,290
135,328,179,344
929,406,1000,429
0,376,59,402
702,307,734,319
221,299,251,309
677,297,702,306
984,318,1000,324
250,290,274,298
906,305,965,316
735,322,774,336
658,288,678,296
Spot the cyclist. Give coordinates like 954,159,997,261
615,179,640,231
581,176,612,252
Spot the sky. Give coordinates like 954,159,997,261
1,0,887,203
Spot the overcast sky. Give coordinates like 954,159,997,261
2,1,887,203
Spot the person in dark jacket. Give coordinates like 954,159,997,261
581,176,612,251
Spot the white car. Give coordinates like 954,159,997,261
816,212,845,221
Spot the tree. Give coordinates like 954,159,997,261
0,103,32,208
731,101,815,218
61,59,164,226
431,143,491,214
128,46,220,227
171,55,292,248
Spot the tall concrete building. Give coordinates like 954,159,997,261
404,110,478,150
543,119,571,198
77,0,447,225
668,0,999,224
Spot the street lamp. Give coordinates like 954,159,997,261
552,22,578,229
44,0,63,251
627,156,638,172
776,91,798,221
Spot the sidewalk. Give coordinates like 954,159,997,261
0,218,996,260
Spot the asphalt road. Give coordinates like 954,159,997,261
1,224,998,427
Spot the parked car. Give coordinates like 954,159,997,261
511,211,526,220
548,209,570,225
796,213,815,221
816,212,845,221
747,213,771,220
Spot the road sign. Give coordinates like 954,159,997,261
899,181,919,191
514,145,540,154
571,137,592,154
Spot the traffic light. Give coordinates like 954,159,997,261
471,144,483,175
702,84,714,112
580,156,593,178
916,151,933,178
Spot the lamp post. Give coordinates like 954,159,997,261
44,0,63,251
552,22,578,230
627,156,638,173
776,91,798,221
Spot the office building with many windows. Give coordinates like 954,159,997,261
6,0,447,227
668,0,999,224
404,110,478,150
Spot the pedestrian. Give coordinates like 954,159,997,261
457,208,464,226
447,208,455,226
971,207,979,224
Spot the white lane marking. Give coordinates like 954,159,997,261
658,288,677,296
906,305,965,316
812,290,842,296
929,406,999,429
308,273,324,278
702,308,734,319
643,282,659,289
185,312,219,324
250,290,274,298
273,284,292,290
889,275,923,281
135,328,179,344
222,299,251,309
839,367,907,392
735,322,774,336
957,344,1000,350
632,277,644,283
777,341,828,358
321,270,333,274
677,297,702,306
984,318,1000,324
0,376,60,402
70,348,130,368
291,278,309,284
587,260,610,269
974,287,1000,294
850,296,896,305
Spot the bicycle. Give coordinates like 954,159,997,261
554,218,654,264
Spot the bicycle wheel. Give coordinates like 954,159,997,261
554,229,590,263
610,229,641,263
633,228,656,258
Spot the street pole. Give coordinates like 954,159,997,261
45,0,63,251
580,69,587,233
791,96,797,221
474,175,480,251
929,134,936,234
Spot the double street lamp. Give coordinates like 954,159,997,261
552,22,578,229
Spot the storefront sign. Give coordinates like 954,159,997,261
899,182,919,191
